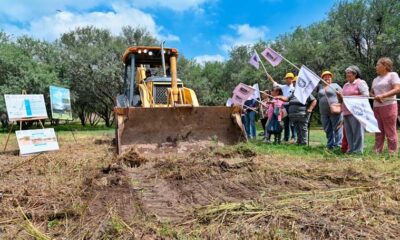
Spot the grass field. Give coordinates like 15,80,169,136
0,127,399,239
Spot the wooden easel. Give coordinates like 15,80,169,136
2,117,46,153
2,91,46,153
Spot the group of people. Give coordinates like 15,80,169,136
241,57,400,155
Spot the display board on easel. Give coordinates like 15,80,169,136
2,92,59,154
49,86,72,120
4,94,48,121
49,86,77,142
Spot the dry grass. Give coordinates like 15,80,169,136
0,130,399,239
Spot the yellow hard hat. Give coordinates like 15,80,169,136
321,71,333,78
284,72,294,79
293,76,298,82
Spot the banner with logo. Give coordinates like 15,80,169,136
294,66,320,104
343,96,380,133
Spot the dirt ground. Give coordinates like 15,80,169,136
0,132,399,239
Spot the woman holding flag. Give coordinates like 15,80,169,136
337,66,369,154
277,79,317,145
371,57,400,154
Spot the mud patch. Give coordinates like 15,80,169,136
115,147,148,168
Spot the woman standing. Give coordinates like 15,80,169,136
371,57,400,154
337,66,369,154
317,71,343,149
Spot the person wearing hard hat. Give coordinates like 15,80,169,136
266,73,296,142
276,79,317,145
317,71,343,150
293,76,298,83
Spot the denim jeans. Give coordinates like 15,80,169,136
284,105,296,141
244,111,256,139
321,113,343,149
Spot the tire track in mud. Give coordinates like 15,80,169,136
123,150,259,223
128,166,188,222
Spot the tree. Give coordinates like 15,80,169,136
0,35,58,127
59,26,159,126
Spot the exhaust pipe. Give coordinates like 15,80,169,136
161,41,167,77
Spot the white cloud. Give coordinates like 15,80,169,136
1,4,179,41
0,0,109,22
124,0,215,11
0,0,215,22
194,54,224,65
220,24,269,52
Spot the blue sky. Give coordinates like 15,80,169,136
0,0,336,63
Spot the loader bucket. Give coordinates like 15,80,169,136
114,106,246,155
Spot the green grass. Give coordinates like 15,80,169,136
243,129,398,161
0,122,114,134
1,122,398,161
0,127,114,148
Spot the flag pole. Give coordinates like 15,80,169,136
274,50,301,71
260,91,274,98
343,95,400,101
242,105,258,112
247,84,274,104
255,51,272,78
273,49,334,88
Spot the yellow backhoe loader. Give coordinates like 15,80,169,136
114,44,246,155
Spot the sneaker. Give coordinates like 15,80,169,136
263,139,271,144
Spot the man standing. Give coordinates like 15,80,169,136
266,73,296,142
243,98,257,139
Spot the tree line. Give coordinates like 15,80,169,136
1,0,399,128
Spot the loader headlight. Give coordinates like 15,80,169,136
143,49,148,53
148,51,153,56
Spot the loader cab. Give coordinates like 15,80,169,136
120,46,183,107
143,76,183,105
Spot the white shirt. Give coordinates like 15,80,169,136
273,82,294,97
273,82,294,105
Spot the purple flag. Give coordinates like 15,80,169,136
232,83,256,105
231,94,246,106
248,51,260,69
261,47,283,67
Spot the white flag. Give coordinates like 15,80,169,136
343,96,380,133
294,65,320,104
248,83,261,100
226,98,233,107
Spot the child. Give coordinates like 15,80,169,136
264,87,284,144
